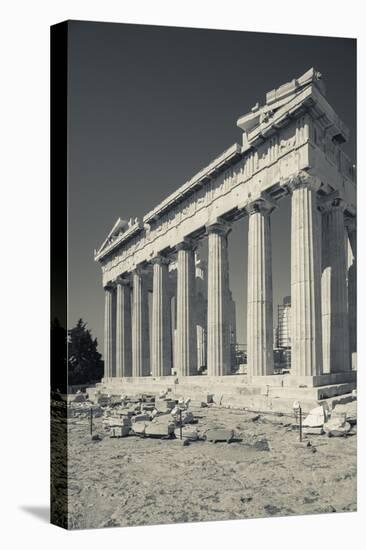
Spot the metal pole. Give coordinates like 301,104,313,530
179,409,182,440
299,406,302,443
90,406,93,437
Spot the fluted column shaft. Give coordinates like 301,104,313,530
195,259,207,370
207,222,231,376
116,279,132,377
246,200,274,376
346,218,357,367
290,172,323,376
196,324,206,369
176,241,197,376
321,199,350,373
132,268,150,377
151,257,172,376
104,285,116,378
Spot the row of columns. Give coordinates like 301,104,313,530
104,170,355,379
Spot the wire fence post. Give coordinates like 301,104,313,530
299,405,302,442
179,408,182,440
90,406,93,437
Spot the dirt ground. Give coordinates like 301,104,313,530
64,405,357,530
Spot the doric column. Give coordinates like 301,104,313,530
132,267,150,377
321,198,350,373
289,171,323,377
171,294,177,373
151,255,172,376
115,277,132,377
196,325,206,370
175,240,197,376
104,284,116,378
195,258,207,370
228,291,237,360
346,216,356,369
206,220,231,376
246,198,275,376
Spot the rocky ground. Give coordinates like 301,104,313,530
61,403,357,530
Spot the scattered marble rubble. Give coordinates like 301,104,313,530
68,389,357,444
300,401,356,437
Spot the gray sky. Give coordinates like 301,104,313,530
67,21,356,352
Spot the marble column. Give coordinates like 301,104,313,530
289,171,323,377
104,285,116,378
115,278,132,377
132,267,150,377
196,325,205,368
206,221,231,376
346,216,356,369
151,256,172,376
321,198,350,373
195,258,207,370
175,240,197,376
246,199,275,376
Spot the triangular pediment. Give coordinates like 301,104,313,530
94,217,129,258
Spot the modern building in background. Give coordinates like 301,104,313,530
276,296,291,348
274,296,292,371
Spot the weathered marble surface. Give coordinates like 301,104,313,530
96,68,356,384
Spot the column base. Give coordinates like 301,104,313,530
88,372,356,415
251,371,356,388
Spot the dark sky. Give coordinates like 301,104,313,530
67,20,356,352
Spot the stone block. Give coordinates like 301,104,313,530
110,426,130,438
131,422,147,436
204,429,235,443
324,415,351,437
145,422,175,437
333,401,357,424
108,416,132,428
303,426,324,435
303,405,328,427
155,398,176,412
175,427,200,441
132,414,151,423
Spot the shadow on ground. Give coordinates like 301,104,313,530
20,506,49,523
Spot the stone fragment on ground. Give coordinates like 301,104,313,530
253,438,271,451
174,426,200,441
204,428,235,443
110,426,130,438
303,405,328,428
332,401,357,425
132,414,151,423
155,398,176,413
145,422,175,437
324,419,351,437
260,414,291,426
244,413,260,422
303,426,324,435
131,421,147,436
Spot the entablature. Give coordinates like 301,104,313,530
95,69,356,286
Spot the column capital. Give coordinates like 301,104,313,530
151,254,170,266
131,264,149,277
116,275,131,287
286,170,322,193
175,237,197,252
205,219,231,236
104,282,115,291
245,196,277,216
319,194,347,214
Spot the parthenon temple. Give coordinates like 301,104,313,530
93,68,356,411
